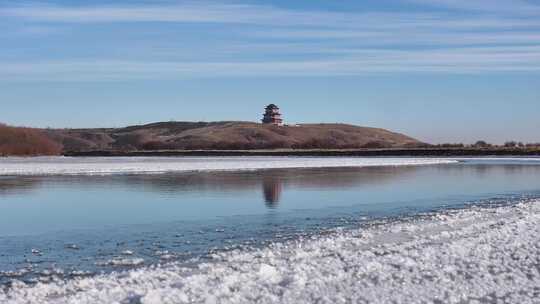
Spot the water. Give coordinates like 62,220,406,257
1,157,540,288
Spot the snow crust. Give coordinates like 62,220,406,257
0,156,458,176
2,200,540,303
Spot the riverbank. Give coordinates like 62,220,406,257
64,147,540,157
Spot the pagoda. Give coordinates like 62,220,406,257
261,104,283,126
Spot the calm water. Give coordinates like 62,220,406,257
1,157,540,285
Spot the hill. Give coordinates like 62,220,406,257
46,121,422,153
0,124,62,156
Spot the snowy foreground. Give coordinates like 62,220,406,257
2,200,540,304
0,156,457,175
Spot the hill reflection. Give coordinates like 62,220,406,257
2,164,540,208
0,167,422,207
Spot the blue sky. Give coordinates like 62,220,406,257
1,0,539,144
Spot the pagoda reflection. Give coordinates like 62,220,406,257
262,176,283,208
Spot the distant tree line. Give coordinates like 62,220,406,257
432,140,540,149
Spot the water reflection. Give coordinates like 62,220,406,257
2,163,540,207
0,166,423,207
0,161,540,238
0,177,43,195
262,176,282,207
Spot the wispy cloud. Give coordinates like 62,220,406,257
406,0,540,15
3,46,540,81
246,29,540,47
1,1,540,81
0,2,353,26
0,25,65,38
2,2,539,28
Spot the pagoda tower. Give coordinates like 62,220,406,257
261,104,283,126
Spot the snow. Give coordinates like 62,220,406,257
2,199,540,303
0,156,458,176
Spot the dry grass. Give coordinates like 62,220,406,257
50,121,421,152
5,121,422,154
0,124,63,156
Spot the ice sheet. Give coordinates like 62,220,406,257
0,156,458,176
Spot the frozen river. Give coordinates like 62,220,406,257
1,157,540,303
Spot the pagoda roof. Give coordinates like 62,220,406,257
265,104,279,109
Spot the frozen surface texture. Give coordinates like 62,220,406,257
0,156,457,176
2,200,540,303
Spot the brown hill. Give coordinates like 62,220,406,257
0,124,62,156
46,121,421,153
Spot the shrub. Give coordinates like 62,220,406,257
439,143,465,148
362,141,393,149
141,141,176,150
473,140,491,148
0,124,63,156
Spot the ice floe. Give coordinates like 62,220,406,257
2,199,540,303
30,249,42,256
95,258,145,267
0,156,458,176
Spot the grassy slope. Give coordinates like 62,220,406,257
49,121,421,152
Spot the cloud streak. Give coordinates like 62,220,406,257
2,2,539,29
3,46,540,81
406,0,540,15
0,2,356,26
1,1,540,81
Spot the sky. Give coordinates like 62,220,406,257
1,0,539,144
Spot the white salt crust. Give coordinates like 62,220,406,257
0,157,458,176
2,200,540,304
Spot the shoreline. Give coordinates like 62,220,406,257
63,148,540,157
